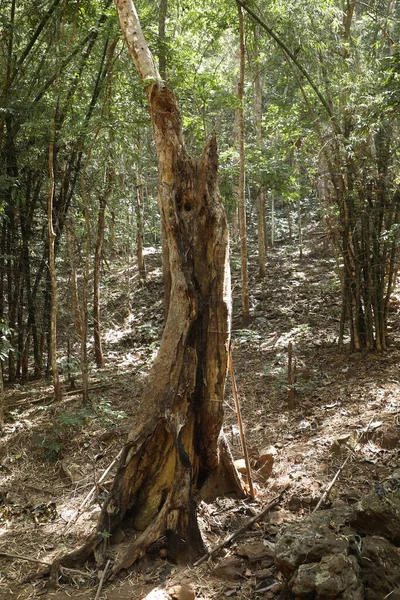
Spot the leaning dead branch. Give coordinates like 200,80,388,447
94,559,111,600
63,449,123,532
228,349,255,499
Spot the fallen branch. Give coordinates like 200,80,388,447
312,455,351,513
94,559,111,600
63,449,123,532
313,417,375,513
0,551,50,566
7,382,112,408
193,484,290,566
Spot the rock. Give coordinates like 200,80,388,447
342,487,362,503
275,509,351,579
290,553,363,599
254,568,274,580
361,536,400,600
257,446,276,480
296,367,311,382
167,583,195,600
301,399,314,410
234,459,247,474
235,541,274,562
269,509,294,525
288,495,302,511
142,590,170,600
379,426,400,449
89,507,102,522
274,486,400,599
222,588,239,598
331,499,347,508
349,486,400,544
212,557,244,581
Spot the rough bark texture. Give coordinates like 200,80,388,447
50,0,243,580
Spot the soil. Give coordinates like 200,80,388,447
0,225,399,600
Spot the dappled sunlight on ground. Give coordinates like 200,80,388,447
1,232,399,599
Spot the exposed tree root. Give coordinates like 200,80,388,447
49,430,244,583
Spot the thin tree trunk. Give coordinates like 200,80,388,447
158,0,168,80
93,41,117,368
80,173,90,405
237,5,250,325
135,175,146,283
65,218,83,339
93,164,113,368
47,102,62,402
158,0,171,315
253,26,266,278
0,364,4,431
93,191,107,368
271,191,275,247
297,196,303,259
231,100,240,243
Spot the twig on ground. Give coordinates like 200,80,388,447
59,565,94,578
94,559,111,600
6,382,112,408
312,455,351,513
63,449,123,532
313,417,375,513
0,551,50,566
193,484,290,566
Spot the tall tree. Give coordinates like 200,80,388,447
51,0,243,578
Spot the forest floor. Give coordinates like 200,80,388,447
1,223,400,600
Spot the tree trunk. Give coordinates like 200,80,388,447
253,25,266,279
47,103,62,401
158,0,168,80
81,172,90,405
237,5,250,325
157,0,171,316
65,218,83,339
271,191,275,247
93,173,112,369
135,174,146,283
51,0,243,580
